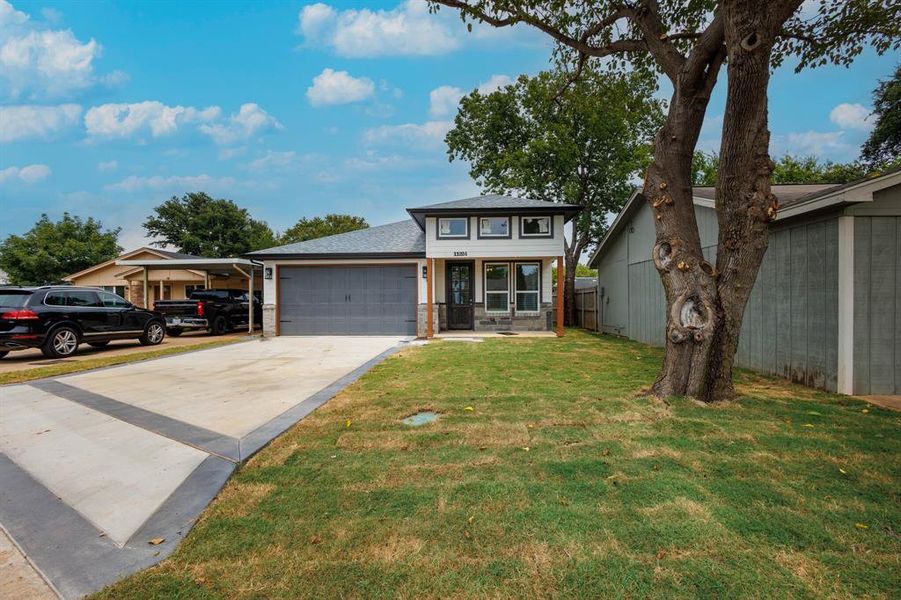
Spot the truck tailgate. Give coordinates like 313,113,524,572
153,301,201,317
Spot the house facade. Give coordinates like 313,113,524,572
66,247,254,308
249,195,581,337
588,168,901,396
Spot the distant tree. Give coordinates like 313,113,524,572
280,214,369,244
0,213,121,285
143,192,277,257
692,152,719,186
694,153,877,186
446,68,663,325
862,64,901,167
576,264,597,277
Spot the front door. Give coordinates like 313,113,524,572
446,262,474,330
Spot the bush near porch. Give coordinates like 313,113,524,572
95,330,899,599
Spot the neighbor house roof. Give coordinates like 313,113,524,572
64,246,203,281
406,194,582,228
248,220,426,259
588,168,901,268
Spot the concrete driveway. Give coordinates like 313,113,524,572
0,336,409,599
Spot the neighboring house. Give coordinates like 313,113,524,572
65,247,250,308
588,168,901,395
249,195,581,337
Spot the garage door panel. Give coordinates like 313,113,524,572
279,265,417,335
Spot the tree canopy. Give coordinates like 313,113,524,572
447,68,662,245
861,63,901,167
143,192,278,257
0,213,121,285
693,153,877,186
280,214,369,245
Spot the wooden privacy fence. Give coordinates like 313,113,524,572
574,288,599,331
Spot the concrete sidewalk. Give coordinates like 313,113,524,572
0,336,408,598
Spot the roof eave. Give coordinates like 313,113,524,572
248,252,426,260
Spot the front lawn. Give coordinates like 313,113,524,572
96,330,900,599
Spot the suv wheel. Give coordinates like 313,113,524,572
139,321,166,346
211,316,228,336
42,326,80,358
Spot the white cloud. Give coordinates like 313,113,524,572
363,120,452,147
246,150,301,172
829,103,874,131
0,103,81,141
770,130,857,160
306,68,375,107
105,173,237,192
97,159,117,171
297,0,459,57
198,103,282,145
0,163,51,183
85,101,221,139
0,1,118,100
428,74,512,117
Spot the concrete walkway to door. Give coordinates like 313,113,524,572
0,336,409,599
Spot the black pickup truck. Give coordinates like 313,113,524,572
154,289,262,336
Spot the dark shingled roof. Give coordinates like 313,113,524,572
692,184,838,207
248,220,425,258
407,194,581,212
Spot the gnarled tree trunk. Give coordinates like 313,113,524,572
648,71,723,398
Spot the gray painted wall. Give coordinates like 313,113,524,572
852,215,901,394
597,196,844,391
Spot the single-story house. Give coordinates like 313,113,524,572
65,247,256,308
248,195,582,337
588,168,901,396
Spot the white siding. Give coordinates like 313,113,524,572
425,215,565,258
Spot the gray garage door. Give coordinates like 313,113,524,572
278,265,418,335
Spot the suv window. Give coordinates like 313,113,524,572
0,290,31,307
45,290,101,307
99,291,130,308
65,290,102,307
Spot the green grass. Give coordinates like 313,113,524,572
0,338,242,385
94,329,900,599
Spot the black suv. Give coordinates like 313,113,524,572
0,286,166,359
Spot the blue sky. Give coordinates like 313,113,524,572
0,0,897,249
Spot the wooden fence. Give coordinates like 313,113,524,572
574,288,599,331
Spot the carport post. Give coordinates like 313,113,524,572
142,266,149,308
204,270,210,288
248,267,254,334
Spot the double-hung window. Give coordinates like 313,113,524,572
520,216,552,238
484,263,510,313
515,263,540,313
438,217,468,238
478,216,510,238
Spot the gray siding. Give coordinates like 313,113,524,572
853,216,901,394
596,229,629,335
596,198,840,391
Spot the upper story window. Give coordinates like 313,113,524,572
478,216,511,238
520,216,552,238
438,217,469,239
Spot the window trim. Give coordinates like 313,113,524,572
518,215,553,239
483,261,511,314
476,215,512,239
436,216,470,240
514,261,542,315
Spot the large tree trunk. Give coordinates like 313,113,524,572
701,0,799,402
648,83,721,398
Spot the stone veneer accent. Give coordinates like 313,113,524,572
262,304,277,337
416,303,440,338
473,302,554,332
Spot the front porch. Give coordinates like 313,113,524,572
423,256,563,337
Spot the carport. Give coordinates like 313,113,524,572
116,258,263,332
